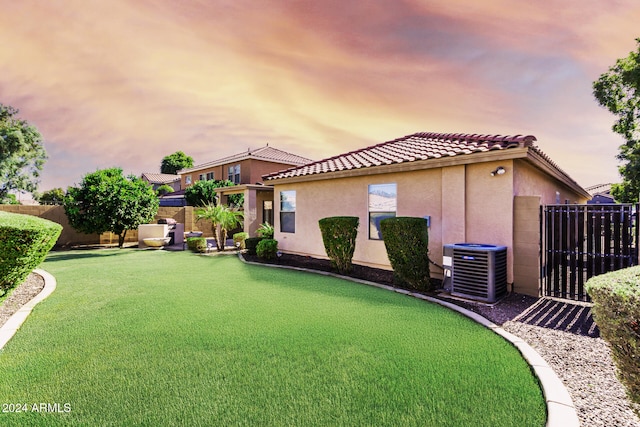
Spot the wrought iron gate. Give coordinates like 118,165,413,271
541,204,639,301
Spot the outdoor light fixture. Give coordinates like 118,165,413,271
491,166,506,176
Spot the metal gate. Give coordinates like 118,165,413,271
541,204,639,301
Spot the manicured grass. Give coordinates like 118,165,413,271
0,250,545,426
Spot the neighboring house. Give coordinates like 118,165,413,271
586,183,616,204
263,132,591,297
180,144,313,235
178,144,313,189
141,173,182,192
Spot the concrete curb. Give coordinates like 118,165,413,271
238,253,580,427
0,269,57,351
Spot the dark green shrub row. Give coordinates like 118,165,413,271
586,267,640,416
319,216,359,274
186,237,207,253
245,237,264,256
0,212,62,296
380,217,431,291
256,239,278,260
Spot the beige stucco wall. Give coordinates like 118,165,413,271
272,155,588,297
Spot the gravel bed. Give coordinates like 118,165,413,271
0,272,44,329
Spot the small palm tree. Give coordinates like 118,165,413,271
196,202,244,251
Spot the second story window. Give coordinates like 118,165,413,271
185,175,192,185
228,164,241,184
206,172,214,180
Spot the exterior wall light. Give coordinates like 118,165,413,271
491,166,506,176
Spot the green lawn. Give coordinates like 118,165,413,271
0,250,545,426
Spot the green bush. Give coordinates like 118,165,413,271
257,222,274,239
186,237,207,253
380,217,431,291
256,239,278,260
245,237,264,256
0,211,62,296
318,216,359,274
233,232,249,249
586,267,640,416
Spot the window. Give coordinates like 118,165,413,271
185,175,192,185
199,173,206,181
228,164,241,184
280,191,296,233
368,183,397,240
206,172,214,181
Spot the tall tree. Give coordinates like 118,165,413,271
64,168,159,247
593,38,640,202
0,103,46,202
161,151,193,174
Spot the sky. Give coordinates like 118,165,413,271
1,0,639,194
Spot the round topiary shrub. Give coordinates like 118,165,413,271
0,212,62,296
380,216,431,291
256,238,278,260
586,267,640,417
318,216,359,274
187,237,207,253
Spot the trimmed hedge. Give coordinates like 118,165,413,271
245,237,264,256
256,239,278,260
186,237,207,253
586,267,640,416
0,211,62,296
380,217,431,291
233,232,249,249
319,216,359,274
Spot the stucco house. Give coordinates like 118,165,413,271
263,132,590,297
141,172,182,192
180,145,313,236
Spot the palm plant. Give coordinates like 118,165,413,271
196,202,244,251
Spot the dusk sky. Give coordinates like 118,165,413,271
1,1,639,193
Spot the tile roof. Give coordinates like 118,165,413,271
264,132,537,180
180,145,313,174
141,172,181,184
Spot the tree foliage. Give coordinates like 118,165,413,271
593,38,640,202
161,151,193,175
0,103,46,201
185,179,243,207
64,168,159,247
36,187,65,205
195,202,243,251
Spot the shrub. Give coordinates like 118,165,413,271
245,237,264,256
318,216,359,274
586,267,640,416
257,222,274,239
233,232,249,249
186,237,207,253
380,217,431,291
0,211,62,296
256,239,278,260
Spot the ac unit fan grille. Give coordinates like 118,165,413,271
451,246,507,303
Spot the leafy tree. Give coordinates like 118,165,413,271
64,168,159,247
161,151,193,175
36,187,65,205
0,103,46,201
593,38,640,202
196,201,243,251
155,184,174,196
1,193,19,205
185,179,243,207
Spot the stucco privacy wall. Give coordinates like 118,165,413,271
0,205,212,246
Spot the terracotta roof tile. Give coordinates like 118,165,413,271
264,132,537,180
180,145,313,174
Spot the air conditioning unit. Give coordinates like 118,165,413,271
444,243,507,303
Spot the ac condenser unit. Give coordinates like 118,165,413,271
445,243,507,303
